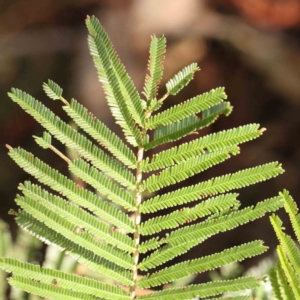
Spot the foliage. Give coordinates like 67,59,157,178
269,190,300,299
0,15,288,299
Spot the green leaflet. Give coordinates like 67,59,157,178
140,193,239,235
270,215,300,278
277,246,300,299
140,196,283,271
142,124,262,172
147,87,227,129
270,191,300,299
142,147,238,193
15,211,133,285
15,195,133,270
86,16,144,145
8,88,136,188
43,79,63,100
141,162,284,213
69,158,135,211
64,98,136,168
19,181,134,252
281,190,300,242
0,258,130,300
9,275,98,300
138,241,267,288
144,102,232,150
136,277,259,299
166,63,200,96
144,35,166,102
8,147,134,231
33,131,52,149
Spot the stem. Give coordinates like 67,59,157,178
130,143,143,299
131,120,150,298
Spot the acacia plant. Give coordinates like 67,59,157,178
0,15,287,299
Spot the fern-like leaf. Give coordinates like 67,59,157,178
142,162,284,213
147,87,227,129
144,35,166,101
3,15,290,299
166,63,200,96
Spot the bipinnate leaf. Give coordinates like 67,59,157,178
3,14,290,300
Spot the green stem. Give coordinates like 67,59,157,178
131,118,150,298
131,143,144,299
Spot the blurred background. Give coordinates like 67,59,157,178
1,0,300,296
